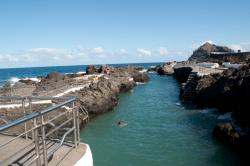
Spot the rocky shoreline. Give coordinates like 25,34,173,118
67,66,149,117
155,43,250,154
0,65,149,127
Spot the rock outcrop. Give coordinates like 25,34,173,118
19,79,37,85
175,64,250,152
213,123,240,145
86,65,97,74
67,66,149,117
213,122,250,153
155,62,176,75
46,72,68,82
188,42,234,62
193,65,250,126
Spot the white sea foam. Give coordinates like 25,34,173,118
175,102,181,106
128,78,134,81
136,82,146,85
77,71,86,74
139,69,147,73
217,112,232,120
7,77,41,86
201,108,217,114
27,77,40,82
9,77,20,86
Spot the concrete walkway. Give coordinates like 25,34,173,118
0,134,87,166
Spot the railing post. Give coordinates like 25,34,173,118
33,118,41,166
41,115,48,166
29,98,35,141
72,102,77,148
22,98,28,139
76,102,80,144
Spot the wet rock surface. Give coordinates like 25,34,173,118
213,122,250,154
213,123,240,145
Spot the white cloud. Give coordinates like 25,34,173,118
137,48,152,56
242,43,250,51
201,40,213,45
0,45,192,68
0,54,19,62
229,44,244,52
28,48,68,55
120,48,127,54
76,47,106,58
23,54,36,62
92,47,104,54
158,47,168,56
229,42,250,52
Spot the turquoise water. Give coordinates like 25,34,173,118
80,74,246,166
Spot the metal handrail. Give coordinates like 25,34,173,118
0,97,76,131
0,96,87,166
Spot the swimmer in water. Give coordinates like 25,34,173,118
117,120,127,127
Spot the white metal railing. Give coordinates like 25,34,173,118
0,96,87,166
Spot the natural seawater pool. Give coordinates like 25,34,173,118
80,73,246,166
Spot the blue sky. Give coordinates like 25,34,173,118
0,0,250,68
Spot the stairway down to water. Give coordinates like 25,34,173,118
182,72,198,101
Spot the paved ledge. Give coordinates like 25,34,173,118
0,135,92,166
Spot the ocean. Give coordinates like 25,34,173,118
0,63,246,165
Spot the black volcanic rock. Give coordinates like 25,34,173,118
173,67,193,83
19,79,37,85
188,42,234,62
46,72,68,81
192,64,250,126
213,122,240,145
86,65,97,74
